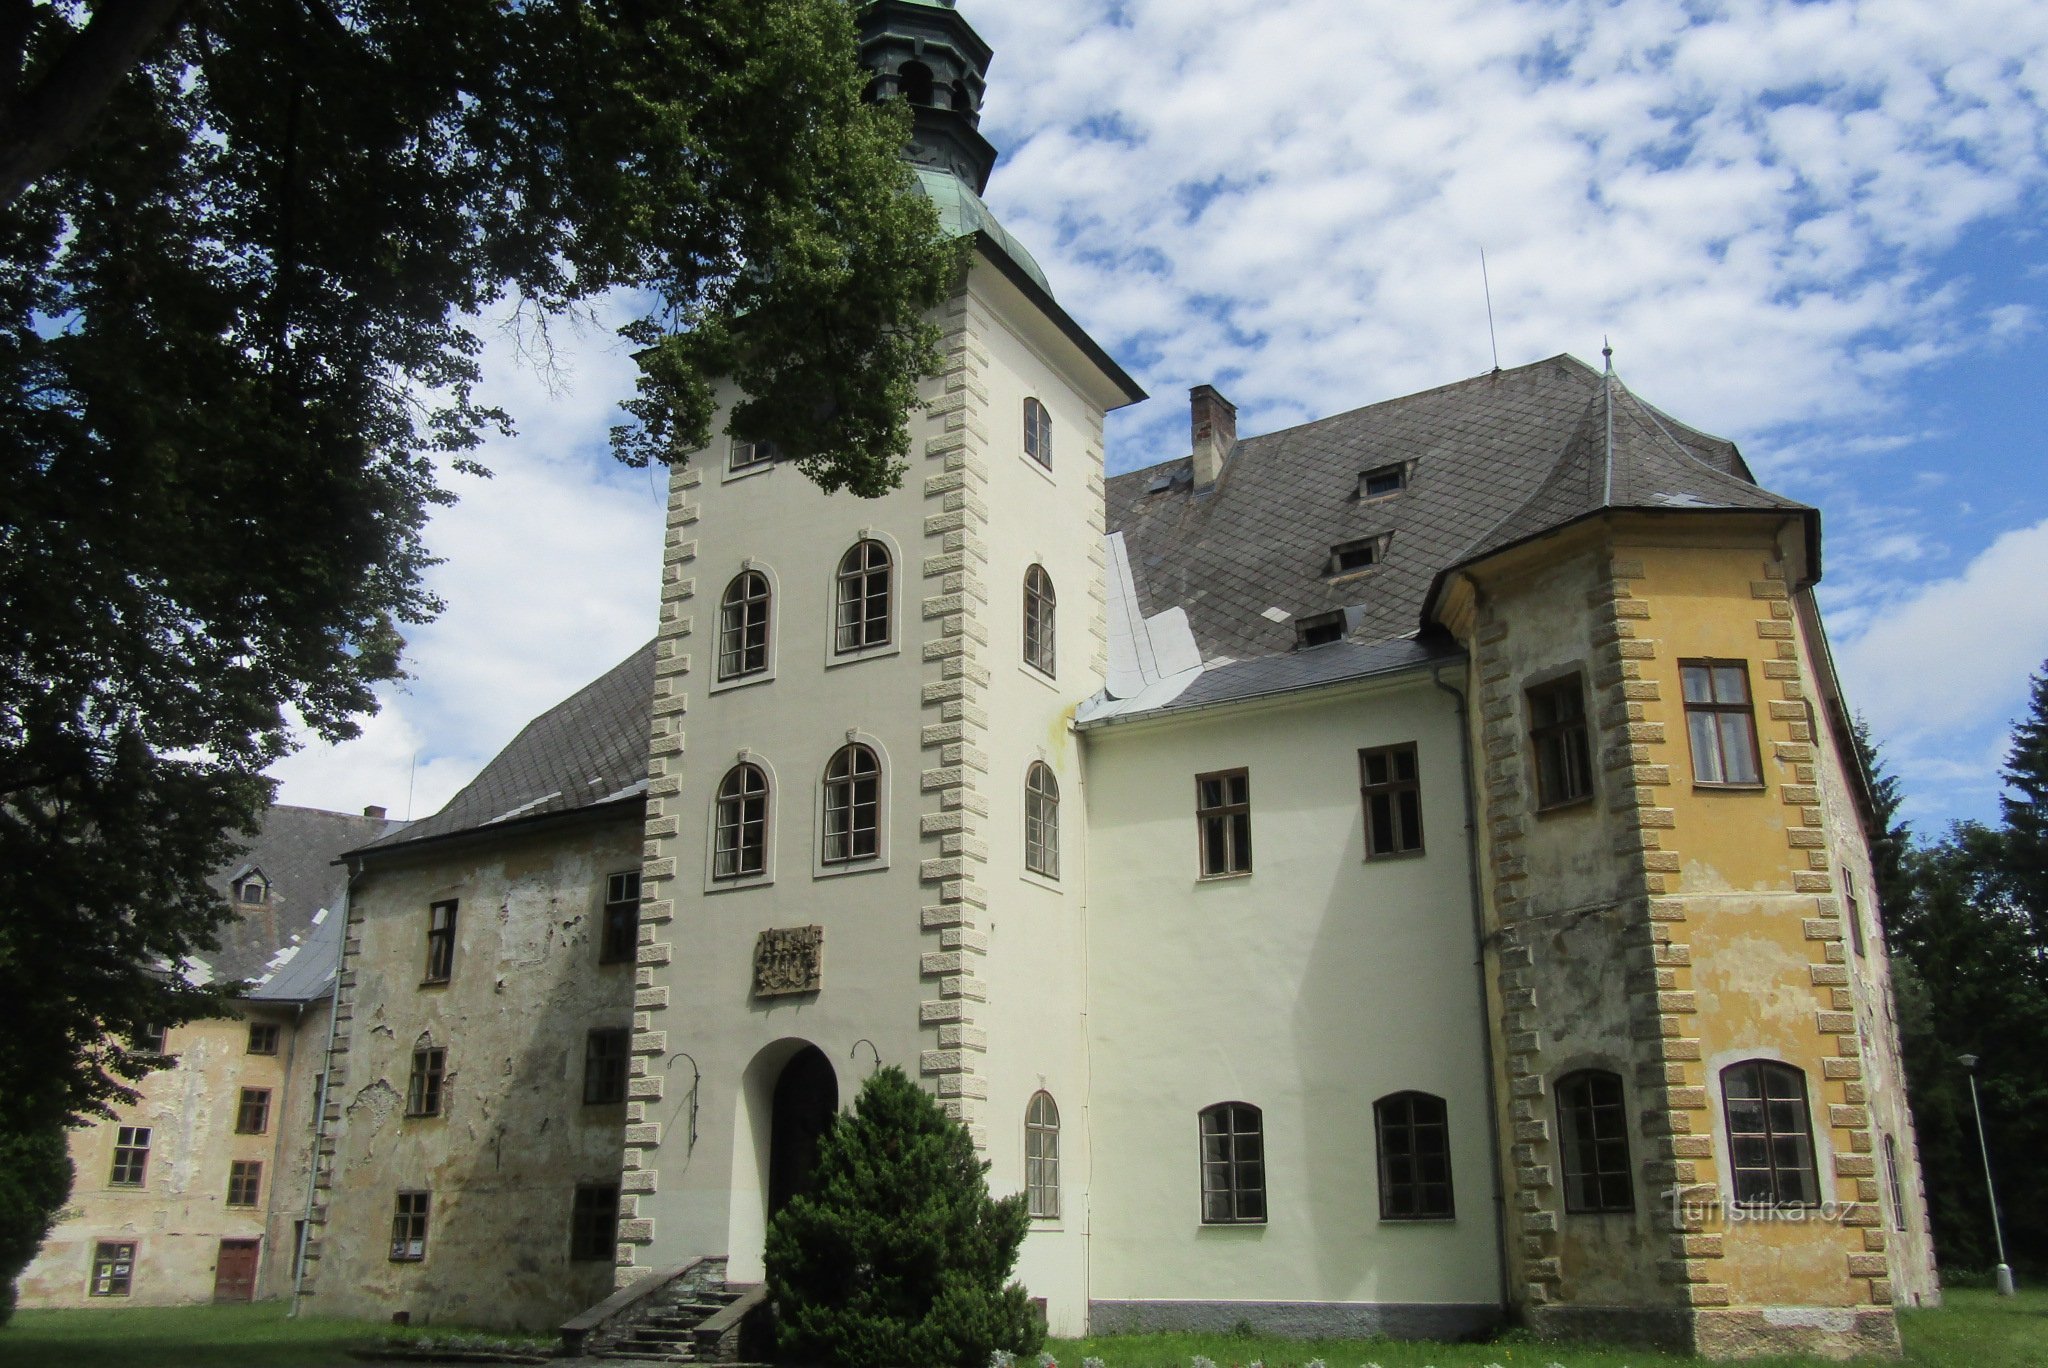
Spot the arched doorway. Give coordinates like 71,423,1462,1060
767,1045,838,1218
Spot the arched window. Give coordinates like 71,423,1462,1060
1555,1070,1633,1213
950,80,975,119
713,764,769,880
1023,397,1052,468
835,540,892,653
1375,1091,1453,1219
719,570,771,680
822,744,881,865
1024,762,1059,879
1722,1060,1818,1207
1198,1102,1265,1223
1023,565,1055,676
899,61,935,106
1026,1092,1060,1219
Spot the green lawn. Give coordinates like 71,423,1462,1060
0,1289,2039,1367
1047,1290,2045,1368
0,1301,549,1368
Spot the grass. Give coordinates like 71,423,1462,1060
0,1289,2039,1367
1046,1289,2048,1368
0,1301,555,1368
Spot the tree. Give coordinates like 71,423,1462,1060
1989,666,2048,949
1852,715,1914,929
0,1126,72,1326
1,0,959,1297
765,1067,1044,1368
1879,668,2048,1275
1,1,957,1130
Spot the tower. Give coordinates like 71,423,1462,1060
622,0,1144,1335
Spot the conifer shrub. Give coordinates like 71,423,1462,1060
765,1066,1044,1368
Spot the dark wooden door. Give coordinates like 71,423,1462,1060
213,1238,261,1302
767,1046,839,1219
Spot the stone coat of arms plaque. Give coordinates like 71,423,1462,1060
752,925,823,997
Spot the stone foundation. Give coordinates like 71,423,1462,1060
1529,1302,1902,1360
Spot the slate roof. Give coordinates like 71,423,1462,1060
202,803,402,998
358,643,656,856
1105,354,1810,664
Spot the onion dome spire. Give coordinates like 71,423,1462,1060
857,0,998,194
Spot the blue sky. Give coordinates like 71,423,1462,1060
269,0,2048,842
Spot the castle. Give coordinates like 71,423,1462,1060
23,1,1937,1357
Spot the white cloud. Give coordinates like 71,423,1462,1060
274,1,2048,831
1834,518,2048,819
265,299,667,818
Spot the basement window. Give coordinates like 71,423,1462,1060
1359,463,1408,500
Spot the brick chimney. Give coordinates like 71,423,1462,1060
363,805,387,820
1190,384,1237,489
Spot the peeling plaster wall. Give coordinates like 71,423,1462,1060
306,818,639,1331
1450,518,1922,1358
19,1007,314,1307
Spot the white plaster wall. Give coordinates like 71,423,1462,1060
642,265,1112,1336
1083,673,1502,1310
957,286,1104,1333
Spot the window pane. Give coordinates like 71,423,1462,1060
1689,712,1725,782
1719,713,1760,783
1681,665,1712,704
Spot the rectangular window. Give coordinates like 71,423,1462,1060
730,438,779,472
583,1028,630,1106
1196,769,1252,877
1375,1091,1455,1220
1844,867,1866,957
246,1021,280,1055
1723,1060,1819,1207
1198,1103,1265,1223
570,1184,620,1262
1681,660,1762,786
406,1048,446,1118
109,1126,150,1186
1528,674,1593,808
600,871,641,965
424,900,458,983
1359,744,1424,857
133,1025,167,1056
390,1191,430,1261
235,1087,271,1135
226,1159,262,1208
90,1241,136,1297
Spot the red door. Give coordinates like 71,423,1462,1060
213,1239,261,1302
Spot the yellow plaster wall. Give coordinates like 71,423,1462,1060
1453,515,1918,1356
20,1007,311,1308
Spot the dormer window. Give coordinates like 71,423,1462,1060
1359,463,1408,500
1327,536,1388,577
234,875,268,905
1295,612,1345,648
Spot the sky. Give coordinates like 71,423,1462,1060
268,0,2048,841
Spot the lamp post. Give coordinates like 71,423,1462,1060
1958,1054,2016,1296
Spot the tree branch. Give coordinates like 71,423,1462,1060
0,0,189,208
